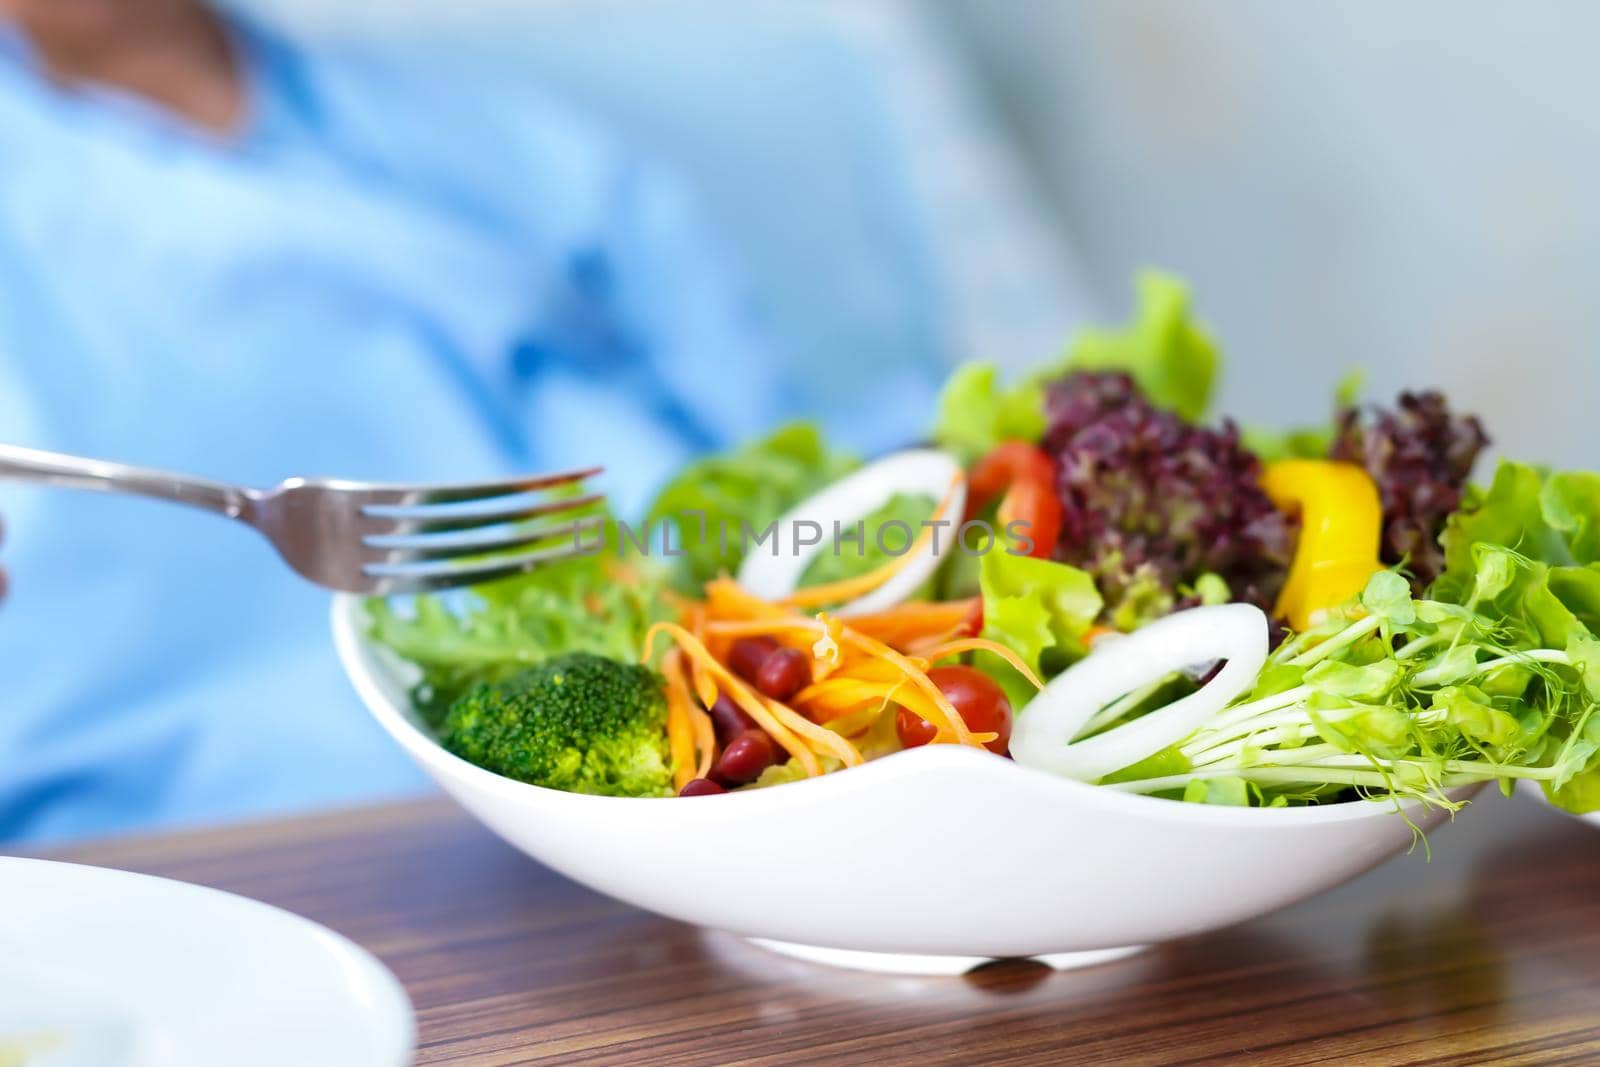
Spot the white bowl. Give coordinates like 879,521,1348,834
1515,778,1600,826
332,595,1468,974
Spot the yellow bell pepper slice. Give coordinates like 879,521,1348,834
1260,459,1383,631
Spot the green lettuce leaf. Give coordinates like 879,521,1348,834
931,362,1048,465
799,492,937,589
367,548,671,728
1435,462,1600,661
644,422,858,589
1241,369,1363,462
1434,461,1600,602
1541,471,1600,563
1544,715,1600,813
1182,776,1253,806
930,269,1223,464
1241,424,1335,464
1430,685,1521,748
1362,569,1418,627
977,551,1102,706
1304,658,1405,703
1063,270,1219,422
1437,462,1548,601
1100,745,1192,786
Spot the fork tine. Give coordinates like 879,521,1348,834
363,491,605,539
364,514,605,560
366,540,602,594
355,465,603,508
362,488,604,524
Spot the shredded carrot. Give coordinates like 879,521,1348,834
846,598,978,647
660,588,700,619
822,703,888,738
919,638,1045,691
705,618,832,639
840,627,974,745
645,623,821,776
654,619,863,769
690,704,715,780
688,656,718,710
794,678,897,723
902,630,965,657
678,654,721,781
756,694,864,767
704,615,974,745
876,680,990,746
673,608,718,778
779,474,962,610
661,518,1036,778
660,651,699,792
794,677,894,708
889,683,948,732
832,657,915,684
810,612,845,681
705,578,788,620
1083,624,1118,646
679,604,721,708
681,599,706,638
778,551,920,610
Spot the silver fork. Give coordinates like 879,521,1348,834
0,443,606,595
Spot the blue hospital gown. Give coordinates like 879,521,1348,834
0,15,935,841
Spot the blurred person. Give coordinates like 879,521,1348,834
0,0,852,841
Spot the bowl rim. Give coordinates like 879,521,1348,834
332,593,1459,826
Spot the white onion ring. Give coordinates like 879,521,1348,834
1009,603,1269,782
734,449,966,615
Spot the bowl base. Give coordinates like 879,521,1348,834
746,938,1146,976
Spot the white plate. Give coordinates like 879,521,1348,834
0,858,413,1067
333,594,1472,974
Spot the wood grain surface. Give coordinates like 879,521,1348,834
32,789,1600,1066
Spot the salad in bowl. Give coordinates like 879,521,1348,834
336,272,1600,969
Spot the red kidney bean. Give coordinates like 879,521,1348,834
679,777,726,797
712,730,776,785
755,646,810,700
707,692,758,746
728,635,780,683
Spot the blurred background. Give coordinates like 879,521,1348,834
228,0,1600,466
2,0,1595,842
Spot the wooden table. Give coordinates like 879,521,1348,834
34,789,1600,1065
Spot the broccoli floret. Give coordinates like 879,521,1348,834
439,652,673,797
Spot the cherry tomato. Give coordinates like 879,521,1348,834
895,665,1013,755
966,441,1062,559
894,708,939,749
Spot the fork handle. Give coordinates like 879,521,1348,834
0,443,254,519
